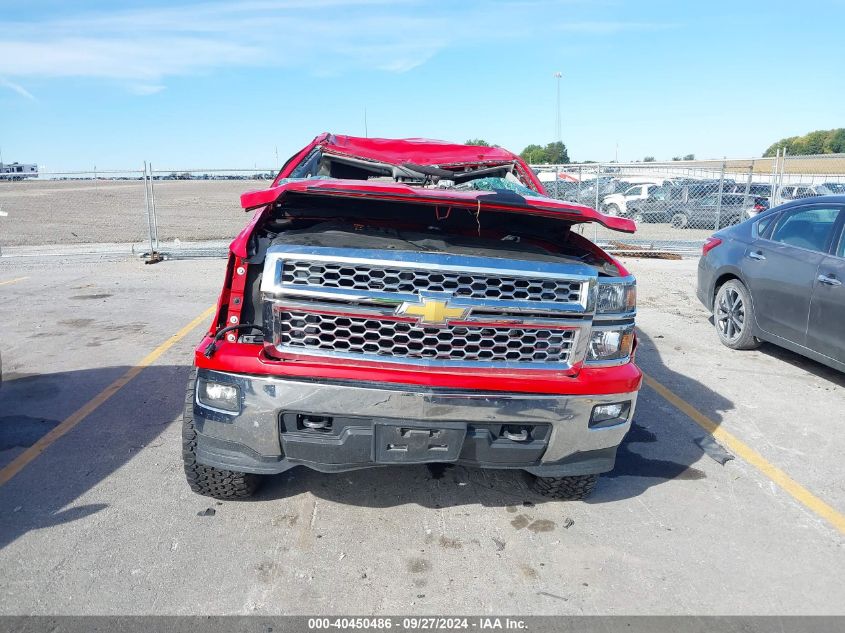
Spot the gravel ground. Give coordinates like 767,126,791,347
0,180,266,246
0,180,714,249
0,255,843,615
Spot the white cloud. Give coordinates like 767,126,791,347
0,77,36,101
0,1,673,91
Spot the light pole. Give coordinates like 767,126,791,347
553,72,562,145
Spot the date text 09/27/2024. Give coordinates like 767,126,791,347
307,617,528,630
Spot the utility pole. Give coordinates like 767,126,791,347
364,107,369,138
553,72,562,144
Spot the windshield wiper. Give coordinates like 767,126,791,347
401,162,512,184
449,165,511,184
401,163,454,178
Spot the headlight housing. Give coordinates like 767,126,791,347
587,326,635,363
596,280,636,314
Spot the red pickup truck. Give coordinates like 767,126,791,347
183,134,641,500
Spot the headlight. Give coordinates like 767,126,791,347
197,378,241,413
596,281,636,314
587,326,634,362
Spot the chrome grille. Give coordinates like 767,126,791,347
281,260,582,303
276,310,576,365
262,246,597,369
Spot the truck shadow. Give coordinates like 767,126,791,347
0,364,190,550
588,329,735,503
260,330,738,507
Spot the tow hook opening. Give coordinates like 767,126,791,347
502,426,531,442
298,414,333,432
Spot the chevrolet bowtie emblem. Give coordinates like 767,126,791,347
396,297,469,324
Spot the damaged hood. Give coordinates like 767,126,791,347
240,178,637,234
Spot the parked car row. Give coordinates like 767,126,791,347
620,181,843,230
602,183,660,217
543,174,845,230
545,176,669,211
629,191,769,229
777,182,845,200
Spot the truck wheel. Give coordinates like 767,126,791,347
530,473,598,500
714,279,760,350
670,212,689,229
182,372,261,499
605,203,620,216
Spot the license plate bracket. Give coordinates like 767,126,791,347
373,420,466,464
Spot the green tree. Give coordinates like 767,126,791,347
801,130,827,154
544,141,570,164
519,141,570,164
827,129,845,153
520,144,547,164
764,129,845,156
643,156,656,162
764,137,796,157
465,139,491,146
683,153,695,160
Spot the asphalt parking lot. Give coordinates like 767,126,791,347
0,254,843,615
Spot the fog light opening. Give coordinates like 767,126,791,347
197,379,241,413
589,401,631,429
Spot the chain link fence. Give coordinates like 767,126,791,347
536,154,845,255
0,168,273,258
1,154,843,258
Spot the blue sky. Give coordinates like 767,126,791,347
1,0,843,171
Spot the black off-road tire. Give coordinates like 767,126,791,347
530,473,598,500
182,372,261,499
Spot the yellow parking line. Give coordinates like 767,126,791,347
0,305,216,487
643,373,845,536
0,276,28,287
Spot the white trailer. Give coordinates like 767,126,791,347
0,162,38,180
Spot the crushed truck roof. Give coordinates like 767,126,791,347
238,133,636,240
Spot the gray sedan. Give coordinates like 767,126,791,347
697,195,845,372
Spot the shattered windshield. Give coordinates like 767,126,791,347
455,177,540,197
283,149,544,193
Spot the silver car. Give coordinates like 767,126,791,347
697,196,845,372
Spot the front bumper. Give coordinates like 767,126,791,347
193,369,638,477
